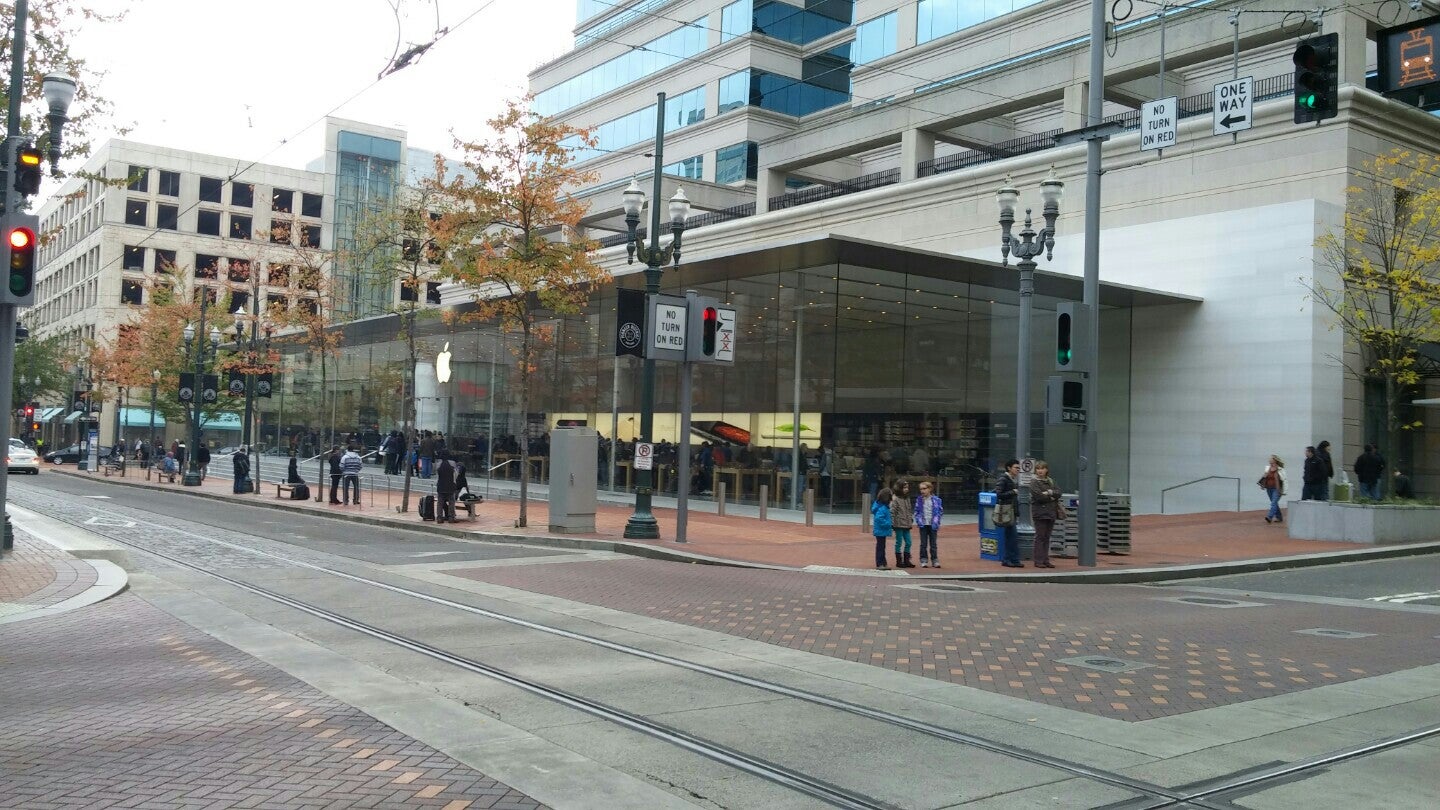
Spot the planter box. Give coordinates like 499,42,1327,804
1288,500,1440,544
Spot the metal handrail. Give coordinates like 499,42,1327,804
1160,476,1241,514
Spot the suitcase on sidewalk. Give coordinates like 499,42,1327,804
419,494,436,521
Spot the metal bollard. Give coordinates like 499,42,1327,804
804,488,814,526
758,484,768,521
861,493,872,533
717,482,726,516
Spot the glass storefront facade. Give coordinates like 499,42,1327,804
332,131,402,320
262,249,1133,515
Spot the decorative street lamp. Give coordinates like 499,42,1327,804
149,369,160,454
181,298,222,487
996,166,1063,560
618,96,692,541
232,304,273,492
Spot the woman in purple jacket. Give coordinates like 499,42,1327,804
914,480,944,568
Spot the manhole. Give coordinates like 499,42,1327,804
1294,628,1376,639
1155,595,1269,609
1058,655,1156,674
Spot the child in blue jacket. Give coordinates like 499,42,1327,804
914,480,944,568
871,487,894,570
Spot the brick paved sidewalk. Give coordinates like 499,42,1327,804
0,532,99,620
44,466,1410,574
0,591,545,810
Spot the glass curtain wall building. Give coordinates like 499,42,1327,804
332,131,402,320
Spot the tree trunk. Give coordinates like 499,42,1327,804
517,326,530,528
400,307,418,513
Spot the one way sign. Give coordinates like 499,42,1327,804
1212,76,1253,136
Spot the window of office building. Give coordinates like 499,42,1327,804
298,297,319,315
426,281,442,304
565,85,706,163
127,165,149,192
576,0,612,24
333,131,400,319
125,199,147,226
199,176,223,203
917,0,1038,44
718,62,850,118
663,155,703,180
302,223,321,248
268,264,291,286
721,0,751,41
533,19,707,116
123,245,145,271
271,219,292,244
120,280,143,306
272,188,293,213
230,214,252,239
157,204,178,230
197,209,221,236
755,0,852,44
853,11,897,64
715,142,759,184
230,290,249,312
267,294,288,312
195,254,220,279
301,193,322,218
231,182,254,207
157,170,181,196
227,258,251,283
155,248,177,272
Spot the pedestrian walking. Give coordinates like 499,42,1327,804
914,479,943,568
995,459,1022,568
1301,446,1326,501
174,440,186,472
435,452,457,523
341,445,363,505
196,441,211,482
890,480,915,568
1260,454,1287,523
1353,444,1385,501
862,448,883,502
327,446,343,504
1315,440,1334,500
232,446,251,494
1029,460,1061,568
871,487,894,570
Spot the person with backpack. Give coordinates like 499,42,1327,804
327,446,343,504
435,451,458,523
871,487,894,570
232,446,251,494
341,445,363,505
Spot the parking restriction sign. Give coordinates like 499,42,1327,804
634,442,654,471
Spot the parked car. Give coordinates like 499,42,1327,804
43,443,112,464
7,447,40,474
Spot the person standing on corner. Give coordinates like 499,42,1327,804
327,445,343,504
232,445,251,495
418,431,436,479
871,487,894,570
890,479,915,568
435,451,457,523
1301,446,1326,501
1261,454,1287,523
196,440,211,482
995,459,1023,568
1353,444,1385,501
341,445,363,505
862,447,883,503
1029,460,1061,568
1315,440,1334,500
914,479,943,568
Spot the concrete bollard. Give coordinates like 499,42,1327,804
717,482,726,516
804,488,814,526
862,493,872,533
758,484,768,521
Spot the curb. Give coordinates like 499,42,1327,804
43,468,1440,583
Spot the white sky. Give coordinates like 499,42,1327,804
62,0,575,176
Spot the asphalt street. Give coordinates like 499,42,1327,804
1180,555,1440,607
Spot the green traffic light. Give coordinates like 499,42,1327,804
1058,348,1072,365
1299,93,1317,108
9,272,26,295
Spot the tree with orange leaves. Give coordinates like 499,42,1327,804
428,98,608,527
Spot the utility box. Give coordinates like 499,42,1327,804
548,427,597,533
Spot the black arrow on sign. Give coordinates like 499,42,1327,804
1220,113,1247,128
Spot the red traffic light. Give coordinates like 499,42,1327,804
23,404,33,417
701,306,719,356
9,226,33,250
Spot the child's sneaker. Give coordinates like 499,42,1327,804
920,559,929,568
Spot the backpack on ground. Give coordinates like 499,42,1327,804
290,483,310,500
419,494,436,521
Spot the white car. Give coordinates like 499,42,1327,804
7,446,41,474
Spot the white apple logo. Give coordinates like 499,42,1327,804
436,342,452,383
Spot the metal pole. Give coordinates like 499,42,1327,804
485,331,496,497
183,295,209,486
676,353,692,543
0,0,28,549
1016,256,1035,550
609,353,619,492
623,91,666,540
1078,0,1106,568
241,290,259,493
790,306,802,511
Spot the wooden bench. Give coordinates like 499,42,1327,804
457,495,483,521
276,483,296,498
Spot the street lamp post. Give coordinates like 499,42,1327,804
149,369,160,451
619,92,691,540
181,297,221,487
111,383,123,457
232,303,272,494
996,168,1063,559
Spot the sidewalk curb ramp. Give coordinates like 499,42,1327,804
45,468,1440,583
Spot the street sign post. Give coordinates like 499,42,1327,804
1212,76,1253,136
1140,96,1178,152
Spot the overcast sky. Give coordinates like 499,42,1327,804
61,0,574,179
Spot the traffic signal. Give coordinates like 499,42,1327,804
1045,376,1087,425
1294,33,1339,124
1,213,39,306
1056,310,1074,367
13,144,42,196
1054,302,1092,373
702,306,719,356
23,403,33,419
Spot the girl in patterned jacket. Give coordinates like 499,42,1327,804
913,480,944,568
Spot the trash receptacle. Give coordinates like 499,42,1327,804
978,491,1002,561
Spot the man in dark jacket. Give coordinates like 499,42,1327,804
196,442,211,482
1353,444,1386,500
233,447,251,494
419,431,436,479
327,446,343,504
1315,440,1334,500
1301,446,1327,501
435,451,457,523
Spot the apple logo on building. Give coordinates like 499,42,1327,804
436,342,452,383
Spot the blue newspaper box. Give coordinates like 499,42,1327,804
977,491,1002,561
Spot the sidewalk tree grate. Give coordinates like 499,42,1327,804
1294,628,1376,639
1058,655,1156,674
1155,595,1269,609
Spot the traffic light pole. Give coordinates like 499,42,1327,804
0,0,28,551
1077,0,1106,568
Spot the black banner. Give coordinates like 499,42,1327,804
201,374,219,404
178,373,195,403
227,371,246,397
615,288,645,358
256,372,273,398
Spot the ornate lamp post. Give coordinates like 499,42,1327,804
996,167,1063,558
181,299,221,487
149,369,160,450
618,99,691,540
232,304,272,491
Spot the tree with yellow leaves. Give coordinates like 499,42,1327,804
1313,149,1440,475
429,99,607,527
